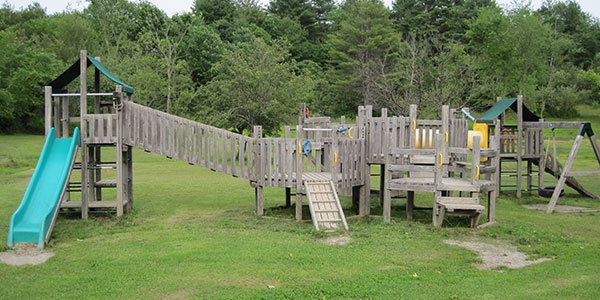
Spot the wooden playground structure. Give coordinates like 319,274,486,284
39,51,600,235
473,96,600,212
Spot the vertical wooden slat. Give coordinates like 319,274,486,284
221,131,227,173
239,138,246,178
178,120,185,161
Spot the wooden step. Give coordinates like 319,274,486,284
95,179,117,187
440,203,485,212
437,196,479,205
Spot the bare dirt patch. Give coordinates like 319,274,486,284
320,235,353,246
0,243,54,266
444,238,552,271
523,204,597,213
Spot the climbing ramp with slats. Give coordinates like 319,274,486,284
303,173,348,231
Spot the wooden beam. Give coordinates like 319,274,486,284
80,50,89,219
547,134,584,213
516,95,523,198
44,86,52,136
522,122,587,129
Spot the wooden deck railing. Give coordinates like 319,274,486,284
120,101,366,188
499,126,544,158
364,114,468,165
121,102,256,179
82,114,118,144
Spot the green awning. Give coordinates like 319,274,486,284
48,56,134,94
477,98,540,123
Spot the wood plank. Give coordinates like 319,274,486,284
441,203,485,212
566,171,600,177
548,135,583,213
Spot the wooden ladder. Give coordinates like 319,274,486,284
304,178,349,231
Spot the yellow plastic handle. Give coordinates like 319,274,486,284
412,119,417,132
445,131,449,144
475,164,480,180
297,140,302,156
334,151,338,164
348,127,354,139
438,153,443,168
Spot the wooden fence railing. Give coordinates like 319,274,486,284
364,115,468,165
121,101,255,179
499,126,544,158
120,101,366,188
82,114,118,144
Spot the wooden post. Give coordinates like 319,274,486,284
379,108,388,207
61,96,69,137
44,86,52,136
491,121,501,223
115,86,124,216
442,105,449,143
538,119,546,190
122,90,133,211
382,112,392,222
296,125,304,221
253,126,264,216
298,103,307,126
53,95,60,131
94,57,102,113
331,123,339,195
93,57,103,202
409,104,417,149
516,95,524,198
284,126,292,207
353,107,365,214
80,50,89,219
359,106,372,216
125,145,133,211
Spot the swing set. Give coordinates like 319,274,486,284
464,96,600,211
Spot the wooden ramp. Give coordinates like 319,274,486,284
303,173,349,231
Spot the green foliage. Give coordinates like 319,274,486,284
393,0,495,42
539,0,600,70
577,69,600,103
1,0,600,132
0,29,61,133
327,0,398,113
193,0,237,42
181,16,224,85
200,38,314,135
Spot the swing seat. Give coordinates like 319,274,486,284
538,186,564,198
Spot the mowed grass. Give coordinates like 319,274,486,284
1,106,600,299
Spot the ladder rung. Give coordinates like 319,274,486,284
316,209,340,213
95,180,117,187
310,192,331,195
311,200,335,203
319,218,342,222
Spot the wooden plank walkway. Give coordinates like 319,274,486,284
303,173,348,231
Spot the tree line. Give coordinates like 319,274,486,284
1,0,599,135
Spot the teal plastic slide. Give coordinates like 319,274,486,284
7,127,80,249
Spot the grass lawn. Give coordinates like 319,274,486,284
1,106,600,299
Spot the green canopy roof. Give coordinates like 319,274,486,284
477,98,540,123
48,56,134,94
